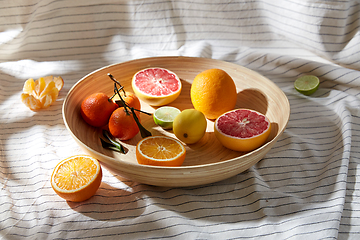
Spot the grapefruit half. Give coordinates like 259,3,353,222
214,109,271,152
132,67,182,106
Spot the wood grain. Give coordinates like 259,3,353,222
62,56,290,187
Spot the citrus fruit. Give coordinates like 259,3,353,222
51,155,102,202
190,68,237,119
21,76,64,111
153,106,181,129
80,92,118,127
173,109,207,144
294,75,320,96
214,109,271,152
108,107,140,140
113,91,141,110
136,135,186,166
132,67,182,106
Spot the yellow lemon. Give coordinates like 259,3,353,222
173,109,207,144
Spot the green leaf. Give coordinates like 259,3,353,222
101,130,126,153
130,107,152,138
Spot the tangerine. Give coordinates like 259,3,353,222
113,91,141,110
80,93,118,127
108,107,140,140
190,69,237,119
51,155,102,202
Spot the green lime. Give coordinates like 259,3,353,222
153,106,181,129
294,75,320,96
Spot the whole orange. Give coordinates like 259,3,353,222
108,107,140,140
80,93,118,127
190,69,237,119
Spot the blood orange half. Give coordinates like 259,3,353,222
214,109,271,152
132,67,182,106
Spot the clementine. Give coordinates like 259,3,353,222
80,93,118,127
108,107,140,140
113,91,141,110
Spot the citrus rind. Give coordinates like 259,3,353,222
132,67,182,106
190,68,237,119
294,75,320,96
214,109,271,152
153,106,181,129
51,155,102,202
173,109,207,144
136,135,186,166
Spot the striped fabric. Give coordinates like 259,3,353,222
1,0,359,239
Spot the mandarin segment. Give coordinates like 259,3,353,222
43,75,64,91
35,77,46,96
21,76,64,111
23,78,35,94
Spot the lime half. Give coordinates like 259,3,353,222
294,75,320,96
153,106,181,129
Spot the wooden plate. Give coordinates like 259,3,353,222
62,56,290,187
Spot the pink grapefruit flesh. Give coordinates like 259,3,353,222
132,67,182,106
214,109,271,152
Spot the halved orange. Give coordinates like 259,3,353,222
21,76,64,111
214,109,271,152
136,135,186,166
51,155,102,202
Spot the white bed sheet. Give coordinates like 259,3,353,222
1,1,360,239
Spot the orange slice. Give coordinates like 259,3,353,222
51,155,102,202
136,135,186,166
21,76,64,111
214,109,271,152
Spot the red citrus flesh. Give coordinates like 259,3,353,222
132,67,182,106
214,109,271,152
